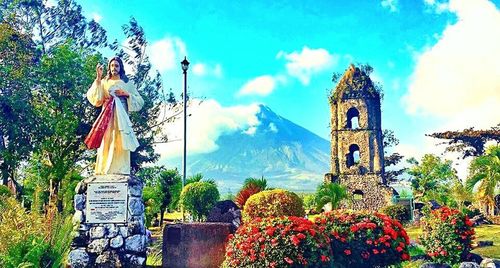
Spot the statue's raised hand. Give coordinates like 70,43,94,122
96,63,104,81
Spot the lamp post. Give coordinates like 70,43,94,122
181,56,189,192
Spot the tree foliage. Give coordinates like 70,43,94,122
466,145,500,215
138,166,181,226
407,154,458,205
314,182,348,211
382,129,406,183
427,125,500,159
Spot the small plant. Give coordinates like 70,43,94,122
314,210,410,268
235,184,262,209
179,181,220,221
420,206,475,264
242,189,305,223
381,204,411,223
223,216,332,267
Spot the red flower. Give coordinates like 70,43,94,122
344,249,352,255
284,257,293,265
401,253,410,260
291,235,300,246
321,255,330,262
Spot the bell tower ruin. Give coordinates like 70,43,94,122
326,64,393,210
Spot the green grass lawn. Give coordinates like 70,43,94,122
405,224,500,259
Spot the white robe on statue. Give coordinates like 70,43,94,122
86,78,144,175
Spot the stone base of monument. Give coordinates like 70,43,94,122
162,223,232,268
68,175,147,268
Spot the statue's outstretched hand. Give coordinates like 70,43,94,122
96,63,104,81
115,89,129,97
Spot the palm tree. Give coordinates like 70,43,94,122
466,145,500,216
315,182,348,212
242,176,267,191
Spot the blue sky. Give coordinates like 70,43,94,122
75,0,500,180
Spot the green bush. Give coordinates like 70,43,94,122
223,216,332,267
180,181,219,221
242,189,305,222
0,185,11,197
380,204,411,223
420,207,475,264
0,196,73,267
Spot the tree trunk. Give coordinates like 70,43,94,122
160,208,165,227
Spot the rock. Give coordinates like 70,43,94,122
119,226,128,237
428,200,441,210
90,226,106,239
71,230,89,247
207,207,222,222
420,263,451,268
68,248,89,268
75,181,87,194
128,197,144,216
477,240,494,247
74,194,86,211
105,224,119,238
126,254,146,267
214,200,239,213
459,262,480,268
128,184,142,197
125,234,146,253
128,217,145,235
465,253,483,264
95,251,122,268
480,258,500,268
72,210,84,224
87,238,108,254
110,235,124,248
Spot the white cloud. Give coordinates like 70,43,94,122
424,0,450,13
148,37,188,73
403,0,500,129
192,63,223,78
381,0,399,12
156,100,262,159
45,0,56,7
91,12,102,23
237,75,277,96
277,47,338,85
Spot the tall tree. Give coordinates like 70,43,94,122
427,125,500,158
466,145,500,215
138,166,181,227
0,23,37,186
407,154,458,205
382,129,406,183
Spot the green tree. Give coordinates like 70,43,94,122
242,176,267,191
383,129,406,183
407,154,458,205
138,166,181,226
180,181,219,221
0,23,37,186
428,125,500,158
314,182,348,211
466,145,500,215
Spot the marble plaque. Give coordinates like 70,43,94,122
86,182,128,223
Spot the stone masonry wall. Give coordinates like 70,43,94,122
68,175,147,268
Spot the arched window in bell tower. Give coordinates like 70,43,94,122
346,107,360,129
346,144,360,168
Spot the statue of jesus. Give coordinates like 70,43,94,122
84,56,144,175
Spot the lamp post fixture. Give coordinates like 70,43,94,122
181,56,189,190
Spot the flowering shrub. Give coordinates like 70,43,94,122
314,210,410,268
242,189,305,223
222,216,332,267
420,207,475,264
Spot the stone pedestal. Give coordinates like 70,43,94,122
162,223,232,268
68,175,147,268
